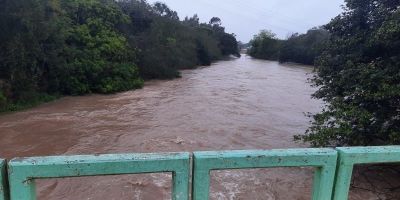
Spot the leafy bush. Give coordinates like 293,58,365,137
0,91,7,110
296,0,400,146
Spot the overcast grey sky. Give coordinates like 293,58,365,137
146,0,345,42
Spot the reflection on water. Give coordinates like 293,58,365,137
0,55,397,199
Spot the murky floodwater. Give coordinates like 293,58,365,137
0,55,399,199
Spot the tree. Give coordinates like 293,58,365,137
248,28,329,65
153,2,179,20
118,2,239,79
248,30,281,60
296,0,400,146
0,0,143,111
184,14,200,27
209,17,221,26
58,0,143,95
279,28,329,65
0,0,240,111
0,0,65,105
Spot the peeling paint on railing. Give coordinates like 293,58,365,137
0,146,399,200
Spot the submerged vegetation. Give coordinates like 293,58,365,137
0,0,239,112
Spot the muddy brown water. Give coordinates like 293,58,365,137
0,55,399,199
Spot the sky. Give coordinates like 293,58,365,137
146,0,345,42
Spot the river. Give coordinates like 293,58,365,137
0,55,398,199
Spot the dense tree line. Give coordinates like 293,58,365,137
248,28,329,65
279,29,329,65
0,0,240,112
296,0,400,146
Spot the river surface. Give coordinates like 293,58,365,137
0,55,399,199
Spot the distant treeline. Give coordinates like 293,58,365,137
248,28,329,65
0,0,240,112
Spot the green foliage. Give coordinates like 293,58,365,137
0,91,7,110
0,0,239,111
0,93,58,113
0,0,144,111
296,0,400,146
118,0,239,79
279,28,329,65
96,64,144,94
0,0,63,102
248,30,282,60
248,29,329,65
59,0,141,95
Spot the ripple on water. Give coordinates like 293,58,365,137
0,56,397,199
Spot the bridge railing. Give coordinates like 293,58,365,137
7,153,190,200
0,146,399,200
333,146,400,200
192,149,337,200
0,159,7,200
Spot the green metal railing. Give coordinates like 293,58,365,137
192,149,337,200
333,146,400,200
7,153,190,200
0,159,8,200
0,146,399,200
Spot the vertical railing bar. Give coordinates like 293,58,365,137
0,159,9,200
192,148,338,200
333,146,400,200
172,157,190,200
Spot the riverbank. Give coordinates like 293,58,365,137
1,56,396,199
0,56,319,199
0,55,242,114
0,93,59,114
0,0,241,115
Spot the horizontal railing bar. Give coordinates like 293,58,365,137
194,148,337,169
8,152,190,200
9,153,189,177
336,146,400,164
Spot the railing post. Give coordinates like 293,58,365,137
192,156,211,200
311,164,337,200
8,171,35,200
172,166,190,199
8,152,190,200
333,146,400,200
0,159,9,200
192,148,338,200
